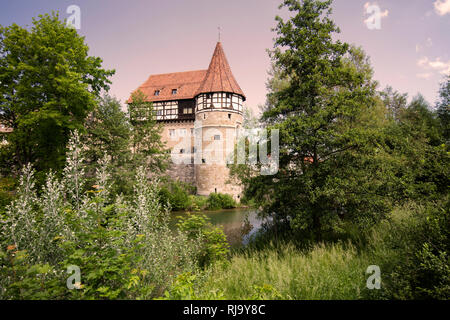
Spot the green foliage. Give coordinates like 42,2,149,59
370,201,450,299
0,13,114,176
83,95,134,196
248,284,283,300
200,242,370,300
177,214,230,268
198,201,449,300
239,194,255,207
158,272,225,300
187,195,208,212
0,130,201,299
0,177,15,217
0,248,65,299
160,272,198,300
436,75,449,142
379,95,449,202
401,94,442,146
380,86,408,121
128,90,169,173
158,180,194,211
236,0,390,239
206,193,237,210
83,92,171,198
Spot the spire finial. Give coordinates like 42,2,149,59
218,26,221,42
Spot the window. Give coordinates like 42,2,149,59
214,135,220,141
202,158,206,164
179,128,187,137
190,128,194,135
180,149,185,154
191,147,196,153
172,89,177,95
169,129,175,137
228,114,231,119
154,90,160,96
226,93,231,98
164,101,178,119
183,108,192,114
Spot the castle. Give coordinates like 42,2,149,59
128,42,245,200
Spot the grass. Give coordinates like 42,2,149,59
196,202,448,300
200,241,376,299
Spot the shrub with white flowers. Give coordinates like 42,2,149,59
0,130,202,299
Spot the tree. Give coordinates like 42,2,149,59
380,86,408,121
128,90,169,174
389,94,449,200
83,95,134,195
242,106,260,129
436,75,449,143
401,94,442,146
0,13,114,177
259,62,290,122
237,0,391,239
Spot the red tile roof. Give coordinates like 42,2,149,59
128,42,245,103
128,69,207,103
196,42,245,99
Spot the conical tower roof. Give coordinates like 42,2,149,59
196,42,245,100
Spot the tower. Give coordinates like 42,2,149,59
128,41,246,200
193,42,246,199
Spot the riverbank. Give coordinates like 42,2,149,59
170,207,261,247
171,201,449,300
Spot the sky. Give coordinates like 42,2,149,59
1,0,449,113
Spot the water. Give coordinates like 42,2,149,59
170,208,263,247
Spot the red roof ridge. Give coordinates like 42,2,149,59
145,69,207,78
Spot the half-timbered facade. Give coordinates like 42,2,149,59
129,42,245,199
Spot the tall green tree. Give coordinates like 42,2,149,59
83,95,134,195
389,94,449,200
128,90,169,174
238,0,391,239
436,75,449,143
380,86,408,121
401,94,442,146
84,95,131,165
0,13,114,177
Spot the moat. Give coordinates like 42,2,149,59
170,208,263,247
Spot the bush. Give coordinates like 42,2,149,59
186,195,208,212
206,193,237,210
158,272,225,300
370,201,450,299
0,177,15,217
159,180,195,211
177,214,230,268
0,131,202,299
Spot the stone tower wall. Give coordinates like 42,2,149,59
160,121,195,185
194,110,243,200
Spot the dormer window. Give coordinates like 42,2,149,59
154,90,160,96
172,89,177,95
